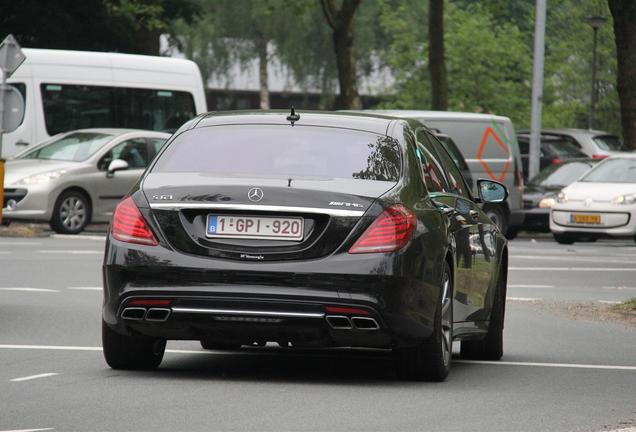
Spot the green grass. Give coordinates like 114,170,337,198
612,297,636,314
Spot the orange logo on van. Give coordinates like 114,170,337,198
477,127,510,182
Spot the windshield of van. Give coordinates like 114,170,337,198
20,132,114,162
580,158,636,183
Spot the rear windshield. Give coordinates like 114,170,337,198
529,161,595,187
593,135,627,151
152,125,402,181
581,158,636,183
544,139,587,157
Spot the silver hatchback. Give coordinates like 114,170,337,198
2,129,170,234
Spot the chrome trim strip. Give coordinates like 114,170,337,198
149,202,365,217
171,307,325,319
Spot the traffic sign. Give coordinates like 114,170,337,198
0,84,25,133
0,34,26,78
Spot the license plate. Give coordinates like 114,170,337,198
570,213,601,224
206,215,304,241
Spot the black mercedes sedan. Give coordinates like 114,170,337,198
102,110,509,382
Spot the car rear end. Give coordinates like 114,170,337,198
102,114,444,351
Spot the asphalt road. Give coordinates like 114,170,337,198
0,235,635,432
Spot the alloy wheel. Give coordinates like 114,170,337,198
59,196,87,231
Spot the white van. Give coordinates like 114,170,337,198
368,110,525,237
3,49,207,158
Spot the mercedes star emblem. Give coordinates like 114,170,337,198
248,187,264,202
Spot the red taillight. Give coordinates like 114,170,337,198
551,158,561,165
111,197,158,246
592,154,608,160
325,306,370,316
348,204,416,254
128,299,172,306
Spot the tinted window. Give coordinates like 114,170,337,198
427,133,470,198
21,132,113,161
581,158,636,183
593,135,627,151
435,135,469,171
41,84,195,136
153,125,401,182
99,139,151,171
530,161,594,187
544,139,587,157
415,143,449,193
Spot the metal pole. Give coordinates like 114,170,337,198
0,67,5,156
528,0,546,181
589,26,599,130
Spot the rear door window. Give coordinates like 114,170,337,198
152,125,402,182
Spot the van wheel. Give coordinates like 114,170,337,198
393,262,453,381
483,204,508,235
50,190,91,234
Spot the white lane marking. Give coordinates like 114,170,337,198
0,428,54,432
67,286,102,291
510,267,636,272
457,360,636,371
598,300,622,305
507,297,543,302
0,241,43,246
1,344,634,371
511,255,635,264
0,288,59,293
36,250,101,255
10,373,59,382
508,284,553,288
603,286,636,291
52,234,105,241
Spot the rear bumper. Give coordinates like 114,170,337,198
102,238,441,349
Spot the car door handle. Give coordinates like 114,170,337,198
16,140,29,146
469,210,480,221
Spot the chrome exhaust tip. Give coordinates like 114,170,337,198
351,316,380,330
121,307,146,320
145,308,171,322
325,315,353,329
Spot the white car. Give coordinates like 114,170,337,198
550,154,636,244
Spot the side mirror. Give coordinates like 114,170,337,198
106,159,129,178
477,179,508,203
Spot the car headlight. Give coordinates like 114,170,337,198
556,191,568,203
538,196,556,208
17,169,67,185
612,194,636,205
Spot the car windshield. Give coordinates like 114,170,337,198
580,158,636,183
20,132,114,161
152,125,402,181
593,135,627,151
529,161,594,187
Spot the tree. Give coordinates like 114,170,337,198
429,0,448,110
320,0,363,109
608,0,636,150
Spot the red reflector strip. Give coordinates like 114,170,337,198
128,299,172,306
592,154,608,160
325,306,370,316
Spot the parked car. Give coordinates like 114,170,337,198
431,131,474,190
516,128,628,160
361,110,525,238
550,154,636,244
516,133,588,181
101,110,509,382
2,129,170,234
515,159,598,235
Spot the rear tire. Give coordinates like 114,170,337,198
200,340,242,350
394,262,453,381
553,233,575,245
50,190,91,234
460,268,505,361
483,204,508,235
102,320,166,370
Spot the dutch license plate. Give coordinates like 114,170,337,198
206,215,304,241
570,213,601,225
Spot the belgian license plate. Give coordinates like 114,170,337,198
570,213,601,224
206,215,304,241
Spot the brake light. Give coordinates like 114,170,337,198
128,299,172,306
349,204,416,254
325,306,370,315
592,154,608,160
551,158,561,165
513,158,523,187
111,197,158,246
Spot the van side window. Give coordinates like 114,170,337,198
41,84,195,136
